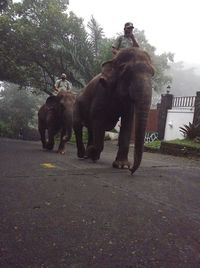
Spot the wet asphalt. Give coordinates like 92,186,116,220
0,138,200,268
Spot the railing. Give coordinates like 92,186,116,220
172,96,196,108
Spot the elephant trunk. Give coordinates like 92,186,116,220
130,103,150,174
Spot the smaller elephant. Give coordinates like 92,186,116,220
38,91,76,154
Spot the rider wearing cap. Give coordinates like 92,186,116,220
54,73,72,94
112,22,139,56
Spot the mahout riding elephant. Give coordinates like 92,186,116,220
73,47,154,174
38,91,76,154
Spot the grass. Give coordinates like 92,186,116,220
69,129,118,143
164,139,200,149
54,130,88,145
69,130,88,144
144,138,200,151
144,140,161,150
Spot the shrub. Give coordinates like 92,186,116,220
179,122,200,140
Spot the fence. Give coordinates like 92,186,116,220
164,95,196,141
129,92,200,143
172,96,196,108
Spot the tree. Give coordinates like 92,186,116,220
87,15,104,58
0,83,39,138
0,0,95,93
0,0,11,12
87,16,113,74
0,1,174,94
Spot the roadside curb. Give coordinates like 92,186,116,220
144,141,200,158
160,141,200,157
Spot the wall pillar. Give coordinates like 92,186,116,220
193,91,200,125
158,92,173,140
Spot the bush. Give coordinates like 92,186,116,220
179,122,200,140
144,140,161,150
22,128,40,141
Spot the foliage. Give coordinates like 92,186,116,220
0,1,174,94
0,120,10,137
0,83,40,138
67,129,88,144
87,15,104,58
0,0,11,12
179,122,200,140
0,0,95,92
144,140,161,150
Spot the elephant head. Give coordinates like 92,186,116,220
100,47,154,99
45,91,75,119
99,47,155,174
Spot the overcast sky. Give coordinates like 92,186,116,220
68,0,200,66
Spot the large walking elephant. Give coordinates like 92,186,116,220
38,91,76,154
73,47,154,174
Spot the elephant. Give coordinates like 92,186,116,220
38,91,76,154
73,47,155,174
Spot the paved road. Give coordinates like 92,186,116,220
0,138,200,268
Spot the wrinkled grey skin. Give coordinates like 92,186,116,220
38,91,76,154
73,47,154,174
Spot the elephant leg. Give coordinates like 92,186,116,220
84,128,93,158
113,108,133,169
38,126,46,149
57,127,72,154
46,129,55,150
86,121,105,161
73,122,86,158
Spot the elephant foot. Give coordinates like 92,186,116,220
86,146,100,161
77,148,86,158
46,143,54,150
112,159,130,169
41,140,47,149
57,149,65,155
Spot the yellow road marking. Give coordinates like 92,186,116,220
40,163,56,169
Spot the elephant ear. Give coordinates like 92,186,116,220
46,95,58,107
99,60,116,88
101,60,113,73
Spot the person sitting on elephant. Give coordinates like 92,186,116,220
112,22,139,56
54,73,72,94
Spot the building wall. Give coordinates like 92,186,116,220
146,109,159,132
164,108,194,141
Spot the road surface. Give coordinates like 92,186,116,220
0,138,200,267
